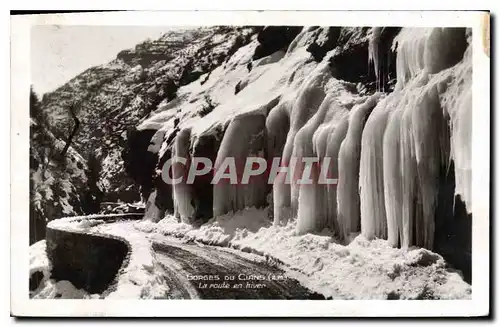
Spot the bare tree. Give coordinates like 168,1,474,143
60,102,80,157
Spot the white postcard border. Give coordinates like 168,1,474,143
11,10,490,317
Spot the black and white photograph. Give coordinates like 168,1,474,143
10,10,490,317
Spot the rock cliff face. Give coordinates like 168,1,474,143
135,26,471,281
32,26,472,282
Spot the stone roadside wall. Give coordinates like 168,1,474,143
45,214,142,294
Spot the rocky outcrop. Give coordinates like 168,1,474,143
306,27,341,62
253,26,303,60
325,27,401,93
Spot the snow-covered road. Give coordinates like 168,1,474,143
152,240,325,299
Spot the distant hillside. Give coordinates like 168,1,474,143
39,26,257,203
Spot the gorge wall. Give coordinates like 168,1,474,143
134,26,472,281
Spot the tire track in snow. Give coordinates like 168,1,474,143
152,241,325,299
154,251,200,299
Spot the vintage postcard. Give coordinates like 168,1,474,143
11,10,490,317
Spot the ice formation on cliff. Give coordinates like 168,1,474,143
172,128,195,223
368,27,382,87
270,63,329,226
359,27,471,249
359,95,391,240
324,116,349,237
294,93,337,235
142,26,472,253
213,112,268,217
337,94,381,241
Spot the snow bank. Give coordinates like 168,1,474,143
33,280,95,299
90,221,170,299
136,208,471,299
29,240,95,299
46,213,141,231
233,222,470,300
29,240,50,284
136,207,270,247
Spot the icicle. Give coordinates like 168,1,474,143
393,27,468,90
337,94,381,241
213,112,268,217
399,100,418,248
392,28,429,89
311,125,332,233
172,128,195,223
267,101,293,226
295,94,335,235
314,126,333,232
383,106,404,247
411,85,444,249
273,170,293,225
440,39,472,213
366,27,472,250
143,190,163,222
368,27,382,91
449,87,472,212
359,97,392,240
273,64,329,224
325,117,348,238
266,103,290,160
295,166,323,234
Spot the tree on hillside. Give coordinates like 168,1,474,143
30,87,56,171
30,86,48,127
60,102,81,157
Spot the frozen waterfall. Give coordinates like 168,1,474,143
148,26,472,254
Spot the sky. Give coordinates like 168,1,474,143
30,25,180,95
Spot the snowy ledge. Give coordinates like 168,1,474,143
32,214,170,299
135,208,472,300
